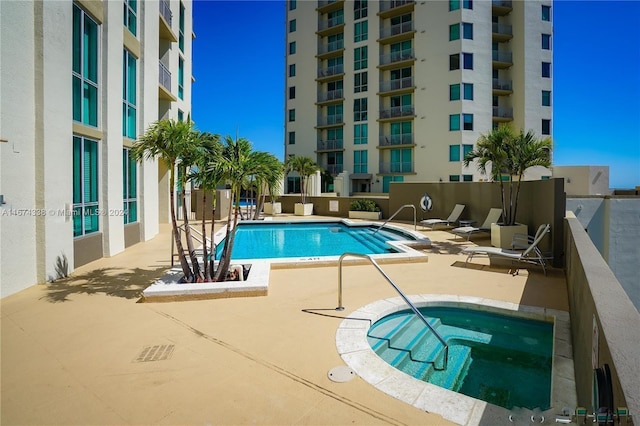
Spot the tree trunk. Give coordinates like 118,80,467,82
201,191,209,281
169,166,192,282
213,191,236,282
181,177,202,282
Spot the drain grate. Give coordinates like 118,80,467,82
134,344,175,362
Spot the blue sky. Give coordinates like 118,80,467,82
192,1,640,189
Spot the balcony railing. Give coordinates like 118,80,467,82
318,89,344,103
492,23,513,36
318,0,338,7
379,0,415,13
317,63,344,78
492,51,513,63
379,134,414,146
318,15,344,31
380,48,415,66
492,78,512,91
379,21,414,39
160,0,172,26
493,106,513,119
318,40,344,55
321,164,343,175
379,76,414,93
492,0,513,8
317,115,344,126
159,61,171,91
317,139,344,151
379,105,414,119
379,161,413,174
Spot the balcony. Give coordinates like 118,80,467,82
317,15,345,36
379,76,414,94
492,23,513,41
492,50,513,68
492,0,513,15
378,21,415,43
492,78,513,95
379,161,413,174
321,163,344,175
379,48,415,69
159,0,177,42
317,115,344,127
317,0,344,13
317,64,344,80
379,133,414,147
378,0,415,18
317,40,345,59
317,89,344,104
492,106,513,122
316,139,344,151
379,105,415,120
158,61,176,101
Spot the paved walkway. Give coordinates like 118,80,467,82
1,218,568,425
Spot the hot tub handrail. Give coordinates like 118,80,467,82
372,204,416,235
336,252,448,371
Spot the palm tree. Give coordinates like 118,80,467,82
285,156,322,204
251,153,284,220
130,119,197,282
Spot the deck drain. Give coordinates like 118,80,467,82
134,344,175,362
328,366,355,382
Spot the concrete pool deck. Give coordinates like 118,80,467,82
1,215,570,425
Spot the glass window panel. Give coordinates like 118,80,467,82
449,54,460,70
73,137,82,203
289,19,296,32
463,144,473,157
84,15,98,83
463,83,473,100
450,84,460,101
289,109,295,121
542,90,551,106
73,77,82,121
542,5,551,21
542,34,551,50
463,0,472,9
289,0,296,10
463,23,473,39
73,207,82,237
84,82,98,126
463,113,473,130
73,6,81,73
449,0,460,11
289,64,296,77
463,53,473,69
449,175,460,182
449,24,460,41
289,131,295,144
289,41,296,54
450,114,460,131
463,174,473,182
542,62,551,77
449,145,460,161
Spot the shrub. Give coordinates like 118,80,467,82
349,199,380,212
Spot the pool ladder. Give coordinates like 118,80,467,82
336,252,449,371
372,204,417,235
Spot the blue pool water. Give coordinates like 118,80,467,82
215,221,413,260
367,306,553,410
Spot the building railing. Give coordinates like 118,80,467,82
493,106,513,118
379,76,414,93
379,20,414,39
492,0,513,8
318,40,344,55
318,15,344,31
159,61,172,91
318,0,339,7
379,134,414,146
317,115,344,126
317,63,344,78
318,89,344,102
317,139,344,151
321,164,343,175
379,0,415,13
492,78,512,91
379,161,413,174
160,0,172,26
379,48,415,66
492,23,513,36
492,50,513,63
379,105,414,119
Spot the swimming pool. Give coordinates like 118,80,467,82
214,220,420,260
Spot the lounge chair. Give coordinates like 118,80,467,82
452,208,502,241
461,224,551,275
420,204,465,230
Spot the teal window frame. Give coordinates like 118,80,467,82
289,86,295,99
178,109,184,122
124,0,137,36
463,0,473,9
73,136,99,237
450,84,460,101
123,148,138,224
449,114,460,131
354,150,368,173
122,49,137,139
449,145,460,162
449,0,460,11
73,5,99,127
389,121,412,145
542,62,551,77
354,20,368,42
382,175,403,193
390,148,412,173
463,144,473,158
178,57,184,99
463,174,473,182
463,23,473,39
354,46,367,70
354,123,368,145
288,131,295,145
542,90,551,106
179,2,185,52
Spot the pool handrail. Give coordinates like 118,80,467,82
336,252,449,371
372,204,417,235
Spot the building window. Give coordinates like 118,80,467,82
289,64,296,77
354,150,368,173
449,175,461,182
449,114,460,131
289,0,296,10
73,136,99,237
124,0,136,36
389,121,412,145
463,174,473,182
464,0,473,9
178,57,184,99
449,24,459,41
288,131,295,145
354,46,367,70
450,84,460,101
326,127,343,146
327,104,343,124
463,83,473,100
449,54,460,70
354,71,368,93
542,61,551,77
463,113,473,130
289,41,296,55
289,19,296,32
463,144,473,158
123,148,137,224
354,20,368,42
542,119,551,135
288,109,295,122
542,90,551,106
178,109,184,122
542,33,551,50
354,123,368,144
382,175,403,193
542,5,551,21
289,86,295,99
72,5,99,127
449,0,459,10
179,2,185,52
354,0,367,20
122,49,137,139
449,145,460,162
463,23,473,39
354,98,367,122
463,53,473,69
390,148,412,173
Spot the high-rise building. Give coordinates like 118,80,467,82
0,0,193,296
285,0,553,194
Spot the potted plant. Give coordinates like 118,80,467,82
348,199,382,220
285,156,322,216
464,124,552,248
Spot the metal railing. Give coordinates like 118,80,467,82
317,63,344,78
492,78,512,91
317,139,344,150
380,48,415,66
318,89,344,102
373,203,416,233
160,0,172,26
318,15,344,31
492,23,513,36
379,0,415,13
171,222,214,266
379,76,414,93
379,20,414,39
493,106,513,119
492,50,513,63
379,105,414,119
317,114,344,126
379,161,413,174
318,40,344,55
159,61,172,91
379,133,414,147
336,252,449,371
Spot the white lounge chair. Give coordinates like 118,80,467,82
461,224,551,275
452,208,503,241
420,204,465,230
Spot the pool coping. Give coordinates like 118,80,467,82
335,294,577,426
